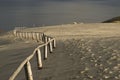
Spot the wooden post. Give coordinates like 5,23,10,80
28,32,30,39
23,32,25,38
36,33,40,42
36,48,42,69
13,30,17,36
53,39,56,48
19,32,22,39
44,37,48,59
17,32,20,38
35,32,37,40
34,32,36,40
25,32,27,39
48,37,53,53
29,32,32,40
42,33,45,42
31,32,34,40
16,32,18,37
39,33,41,42
27,32,29,39
24,61,33,80
22,32,24,38
39,33,41,41
25,32,28,39
30,32,32,39
32,33,35,40
24,32,26,38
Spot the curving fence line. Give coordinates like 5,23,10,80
9,30,56,80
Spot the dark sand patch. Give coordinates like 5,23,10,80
0,40,38,80
0,39,11,46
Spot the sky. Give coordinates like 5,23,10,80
0,0,119,4
0,0,120,30
0,0,120,7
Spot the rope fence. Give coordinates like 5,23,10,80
9,30,56,80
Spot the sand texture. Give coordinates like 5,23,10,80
0,23,120,80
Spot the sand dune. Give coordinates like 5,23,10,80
23,23,120,39
0,23,120,80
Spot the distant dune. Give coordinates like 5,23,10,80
103,16,120,23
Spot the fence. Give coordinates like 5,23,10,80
14,27,27,31
9,31,56,80
13,30,45,42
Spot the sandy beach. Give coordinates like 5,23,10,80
0,23,120,80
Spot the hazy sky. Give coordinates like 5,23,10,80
0,0,120,30
0,0,119,4
0,0,120,7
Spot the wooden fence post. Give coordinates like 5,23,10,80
32,33,35,40
31,32,33,40
42,33,45,42
36,33,40,42
13,30,17,36
17,32,20,38
16,32,18,37
24,61,33,80
44,36,48,59
48,37,53,53
28,32,30,39
19,32,22,39
29,32,32,39
25,32,28,39
22,32,24,38
53,39,56,48
24,32,26,39
27,32,29,39
35,32,37,40
23,32,25,38
36,48,42,69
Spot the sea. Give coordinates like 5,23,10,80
0,0,120,31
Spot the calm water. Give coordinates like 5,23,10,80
0,0,120,31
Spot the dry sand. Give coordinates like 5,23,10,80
0,23,120,80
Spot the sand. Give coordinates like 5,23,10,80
0,23,120,80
